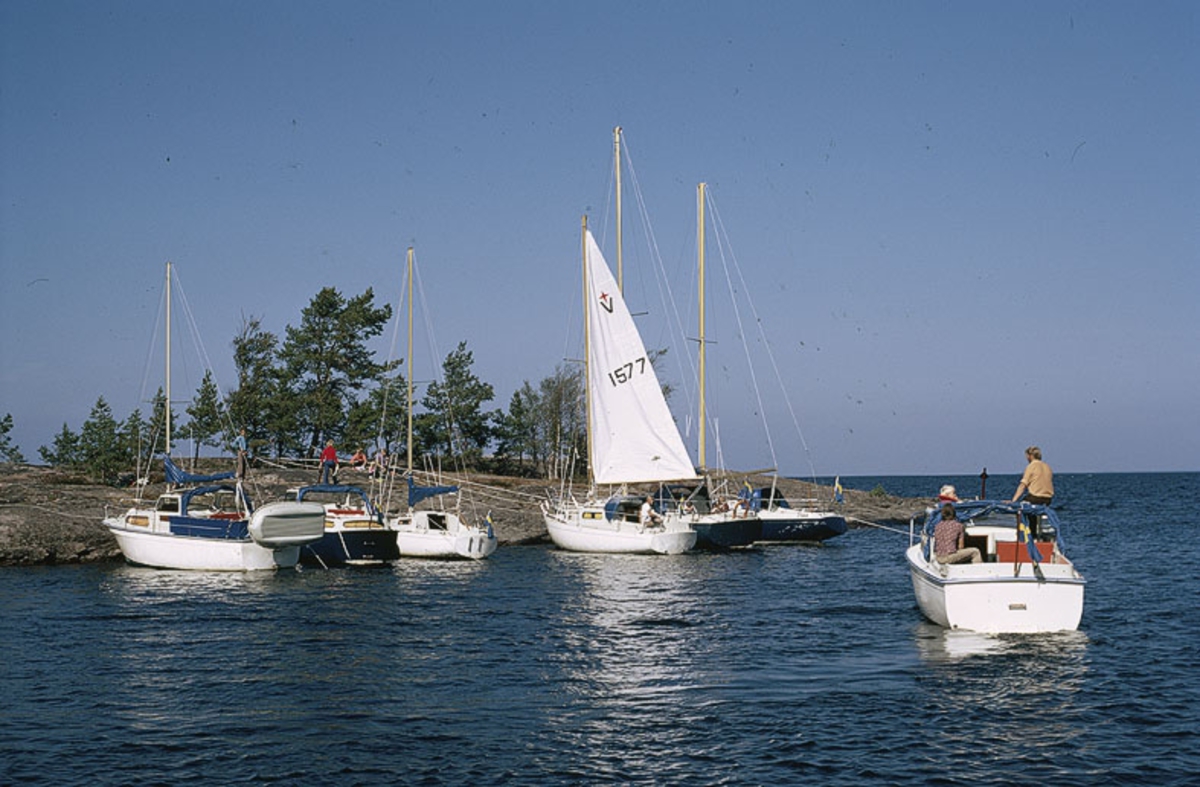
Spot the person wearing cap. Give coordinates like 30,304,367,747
937,485,959,503
933,503,981,564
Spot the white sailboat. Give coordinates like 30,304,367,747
103,263,325,571
541,222,699,555
387,247,498,560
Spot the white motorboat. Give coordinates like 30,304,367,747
906,500,1085,634
105,474,325,571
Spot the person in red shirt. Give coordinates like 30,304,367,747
320,439,339,484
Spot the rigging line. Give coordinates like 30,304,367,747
704,190,779,472
171,270,241,446
621,141,698,416
706,191,819,482
412,262,471,482
137,273,168,414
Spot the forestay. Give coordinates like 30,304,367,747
585,231,697,485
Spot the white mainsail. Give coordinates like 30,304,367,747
585,230,697,485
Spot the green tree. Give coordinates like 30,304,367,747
538,364,586,480
278,287,394,456
184,370,226,462
144,388,177,457
0,413,24,463
492,382,540,476
418,341,495,468
119,408,152,470
226,316,282,456
79,397,125,484
39,423,82,467
343,369,409,457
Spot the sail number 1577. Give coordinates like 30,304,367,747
608,357,648,387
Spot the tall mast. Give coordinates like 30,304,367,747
582,215,595,485
406,246,415,476
697,183,707,470
614,126,623,294
165,261,172,458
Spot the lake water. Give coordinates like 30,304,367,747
2,472,1197,785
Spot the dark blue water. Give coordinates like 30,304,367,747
2,473,1198,785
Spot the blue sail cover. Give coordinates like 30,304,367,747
164,456,235,485
407,475,458,507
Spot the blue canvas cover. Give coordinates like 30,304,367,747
406,475,458,508
164,456,235,485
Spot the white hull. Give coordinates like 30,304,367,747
104,499,325,572
105,522,299,571
906,543,1085,634
542,502,697,555
392,510,497,560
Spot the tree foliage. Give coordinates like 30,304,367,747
79,397,126,484
418,341,495,468
184,370,225,462
0,413,25,464
278,287,394,456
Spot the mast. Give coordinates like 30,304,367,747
614,126,623,294
165,261,172,458
582,216,595,485
697,183,707,471
406,246,415,477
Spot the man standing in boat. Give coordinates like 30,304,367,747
1012,445,1054,538
1011,446,1054,505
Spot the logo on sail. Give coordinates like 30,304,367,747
598,291,614,313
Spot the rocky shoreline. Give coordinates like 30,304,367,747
0,463,929,566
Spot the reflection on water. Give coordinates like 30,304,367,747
6,476,1200,787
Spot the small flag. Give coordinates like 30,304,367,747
834,476,844,504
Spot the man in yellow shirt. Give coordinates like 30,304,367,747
1012,445,1054,504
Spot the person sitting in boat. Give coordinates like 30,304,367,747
933,504,981,564
937,484,959,503
350,447,368,472
640,496,663,528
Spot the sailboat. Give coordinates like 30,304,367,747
103,263,326,571
540,221,699,555
387,247,498,560
679,182,763,550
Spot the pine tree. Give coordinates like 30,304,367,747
0,413,25,464
277,287,394,456
184,370,226,462
419,341,496,468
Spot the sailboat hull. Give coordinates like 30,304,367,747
392,511,498,560
756,509,847,543
690,516,762,550
104,522,300,571
543,504,696,555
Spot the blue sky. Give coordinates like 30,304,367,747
2,1,1196,475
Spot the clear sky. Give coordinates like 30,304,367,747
2,1,1196,475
